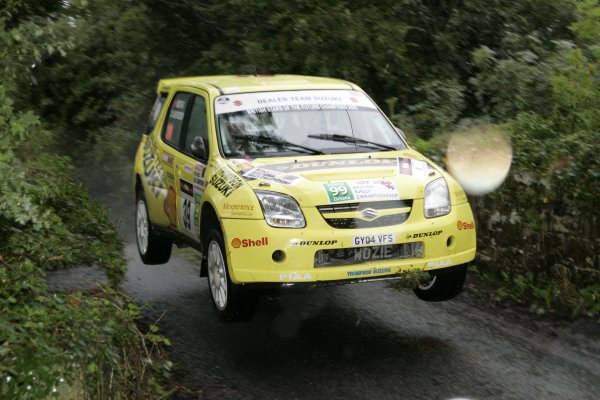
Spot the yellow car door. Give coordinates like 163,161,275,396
156,91,194,230
172,92,210,241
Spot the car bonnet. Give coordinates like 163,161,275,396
226,150,442,207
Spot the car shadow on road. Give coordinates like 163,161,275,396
159,285,487,400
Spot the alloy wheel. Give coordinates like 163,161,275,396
136,199,149,255
208,240,228,310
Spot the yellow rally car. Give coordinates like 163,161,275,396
133,75,476,320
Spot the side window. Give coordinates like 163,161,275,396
146,92,167,134
162,92,192,148
184,95,209,156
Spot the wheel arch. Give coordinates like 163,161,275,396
199,201,221,277
135,174,144,200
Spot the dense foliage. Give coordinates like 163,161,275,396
3,0,599,363
25,0,596,319
2,1,599,396
1,2,170,398
474,6,600,317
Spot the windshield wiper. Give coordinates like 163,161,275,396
232,134,324,155
307,133,398,151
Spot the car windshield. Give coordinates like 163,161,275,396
214,90,406,158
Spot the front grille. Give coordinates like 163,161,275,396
314,242,423,268
324,214,409,229
317,200,411,213
317,200,413,229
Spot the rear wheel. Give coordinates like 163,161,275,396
413,265,468,302
206,228,256,321
136,190,172,264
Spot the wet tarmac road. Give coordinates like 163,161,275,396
122,243,600,400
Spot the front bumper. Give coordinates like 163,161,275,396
221,202,476,284
241,264,470,291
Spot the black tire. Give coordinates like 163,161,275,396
413,265,468,302
205,227,256,321
135,190,172,265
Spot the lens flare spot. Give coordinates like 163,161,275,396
446,124,512,195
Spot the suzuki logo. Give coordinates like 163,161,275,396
361,208,378,220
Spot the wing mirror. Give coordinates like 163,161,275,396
190,137,208,161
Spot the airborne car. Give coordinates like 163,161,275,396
133,75,476,320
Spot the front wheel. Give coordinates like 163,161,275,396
206,228,256,321
136,191,172,264
413,265,468,302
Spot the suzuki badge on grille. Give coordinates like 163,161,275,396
361,208,378,220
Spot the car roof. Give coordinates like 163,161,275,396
157,74,361,96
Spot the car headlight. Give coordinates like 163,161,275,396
255,190,306,228
424,178,451,218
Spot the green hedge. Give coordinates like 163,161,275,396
0,82,170,400
473,111,600,318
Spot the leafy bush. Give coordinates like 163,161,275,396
470,32,600,318
474,125,600,318
0,265,172,399
403,3,600,319
1,6,171,397
0,89,171,399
